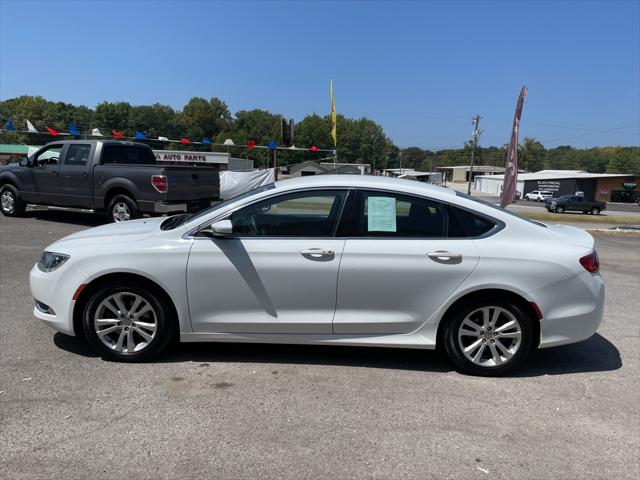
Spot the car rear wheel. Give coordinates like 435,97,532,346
591,207,600,215
108,194,141,223
0,184,26,217
443,301,534,376
83,281,175,362
556,206,565,213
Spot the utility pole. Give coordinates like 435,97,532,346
467,115,482,195
372,135,377,175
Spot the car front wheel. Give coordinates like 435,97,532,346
556,206,565,213
443,301,534,376
591,207,600,215
83,280,175,362
0,184,26,217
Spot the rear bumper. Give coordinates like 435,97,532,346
531,270,605,348
139,199,217,214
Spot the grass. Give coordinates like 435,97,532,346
519,211,640,226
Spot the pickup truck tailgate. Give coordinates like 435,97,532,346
162,166,220,201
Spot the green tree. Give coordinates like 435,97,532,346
520,137,545,172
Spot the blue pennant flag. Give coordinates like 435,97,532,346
135,131,146,140
5,120,16,131
68,122,80,136
202,138,211,145
267,140,278,151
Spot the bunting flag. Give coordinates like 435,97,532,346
45,126,59,136
112,130,124,139
202,138,211,145
5,120,16,131
158,136,168,141
246,139,256,149
180,138,191,144
135,131,146,140
92,128,103,136
267,140,277,151
26,120,38,133
69,123,80,136
501,85,528,208
330,80,337,147
308,145,319,152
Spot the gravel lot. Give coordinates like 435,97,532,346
1,210,639,479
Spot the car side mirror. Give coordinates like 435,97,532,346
202,219,233,237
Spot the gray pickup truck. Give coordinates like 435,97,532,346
0,140,220,222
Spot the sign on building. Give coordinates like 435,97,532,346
153,149,229,164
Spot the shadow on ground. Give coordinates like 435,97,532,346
54,332,621,377
23,209,108,227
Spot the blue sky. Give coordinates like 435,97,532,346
1,0,638,148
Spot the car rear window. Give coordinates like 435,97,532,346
101,145,156,165
456,191,547,228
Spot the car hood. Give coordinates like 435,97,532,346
547,224,595,249
49,217,165,250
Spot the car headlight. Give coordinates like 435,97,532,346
37,251,70,272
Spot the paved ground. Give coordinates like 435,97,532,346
1,211,639,479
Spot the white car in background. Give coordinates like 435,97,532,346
525,190,554,202
30,175,604,376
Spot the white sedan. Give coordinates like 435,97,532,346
30,175,604,376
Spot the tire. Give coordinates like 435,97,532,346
591,207,600,215
556,206,565,213
443,300,534,376
107,194,141,223
82,280,175,362
0,184,26,217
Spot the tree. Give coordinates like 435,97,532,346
94,101,132,133
179,97,231,141
520,137,545,172
607,147,640,176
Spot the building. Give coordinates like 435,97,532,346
383,168,443,185
284,161,368,178
474,170,639,203
437,165,507,183
0,144,29,165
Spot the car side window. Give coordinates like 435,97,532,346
64,144,91,166
358,191,449,237
33,144,63,167
230,190,348,237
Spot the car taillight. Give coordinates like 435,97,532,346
579,251,599,273
151,175,168,193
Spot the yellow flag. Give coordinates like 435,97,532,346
330,80,337,147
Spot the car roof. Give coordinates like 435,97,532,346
274,174,457,199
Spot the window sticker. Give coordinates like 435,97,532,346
367,196,397,232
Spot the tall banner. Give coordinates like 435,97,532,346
330,80,337,147
500,85,528,208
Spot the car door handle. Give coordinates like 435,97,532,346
300,248,335,259
50,171,58,176
81,172,88,178
427,251,462,263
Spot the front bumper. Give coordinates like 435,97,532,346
30,263,82,336
532,270,605,348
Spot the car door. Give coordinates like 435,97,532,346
30,144,64,205
186,189,350,334
333,189,483,335
59,143,94,208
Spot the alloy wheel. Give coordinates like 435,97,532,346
93,292,158,353
112,202,131,222
1,191,15,213
457,306,523,367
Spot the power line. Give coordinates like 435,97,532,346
540,123,640,144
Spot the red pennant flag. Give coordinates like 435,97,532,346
308,145,319,152
246,139,256,149
45,126,59,136
180,138,191,144
112,130,124,139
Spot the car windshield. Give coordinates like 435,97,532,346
161,183,276,230
455,192,547,228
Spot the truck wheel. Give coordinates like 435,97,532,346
556,206,565,213
108,194,141,223
591,207,600,215
0,184,26,217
